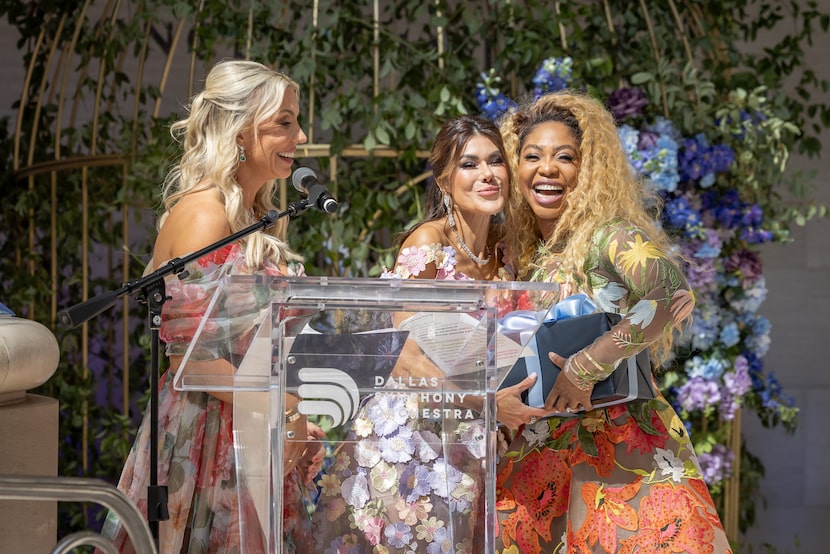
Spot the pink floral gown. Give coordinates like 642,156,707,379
311,243,489,554
101,243,313,553
495,221,733,554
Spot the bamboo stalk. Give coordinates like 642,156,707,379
602,0,616,43
154,19,186,119
373,0,380,105
189,0,207,99
308,0,319,143
436,0,444,70
667,0,694,67
638,0,669,118
554,1,568,52
726,408,742,541
245,0,253,59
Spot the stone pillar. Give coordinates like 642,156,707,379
0,315,60,553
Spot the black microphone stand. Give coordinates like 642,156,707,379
59,201,309,548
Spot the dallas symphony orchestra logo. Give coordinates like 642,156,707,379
295,368,480,425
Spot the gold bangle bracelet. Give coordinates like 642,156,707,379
581,349,606,374
285,408,302,424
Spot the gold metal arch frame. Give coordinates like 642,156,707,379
10,0,741,540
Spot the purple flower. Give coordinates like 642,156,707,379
324,536,362,554
367,394,410,437
379,425,415,464
698,444,733,483
724,357,752,397
341,473,370,509
428,458,463,499
608,87,648,120
724,249,763,281
677,376,722,412
398,461,432,503
384,522,413,549
427,527,453,554
637,129,660,150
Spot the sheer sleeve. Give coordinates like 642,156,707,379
381,243,461,279
161,244,304,361
563,222,695,389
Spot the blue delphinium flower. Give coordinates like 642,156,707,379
532,56,573,98
678,133,735,188
475,70,517,121
664,195,704,237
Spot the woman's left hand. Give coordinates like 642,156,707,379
544,351,594,414
296,421,326,486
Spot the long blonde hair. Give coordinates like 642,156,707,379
501,91,681,361
159,59,303,269
501,90,670,285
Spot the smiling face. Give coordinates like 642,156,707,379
238,87,307,183
518,120,580,239
445,134,508,217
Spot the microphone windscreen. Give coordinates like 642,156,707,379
291,167,316,192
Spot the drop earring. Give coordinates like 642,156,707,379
238,144,246,162
443,193,455,227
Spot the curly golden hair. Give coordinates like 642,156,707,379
501,90,687,363
501,90,671,286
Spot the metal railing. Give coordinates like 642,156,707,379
0,475,156,554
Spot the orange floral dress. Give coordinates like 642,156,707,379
496,222,733,554
101,243,312,553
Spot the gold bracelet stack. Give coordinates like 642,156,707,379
582,349,606,375
563,355,594,391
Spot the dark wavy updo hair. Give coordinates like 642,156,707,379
397,114,510,245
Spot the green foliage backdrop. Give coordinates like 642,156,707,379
0,0,826,548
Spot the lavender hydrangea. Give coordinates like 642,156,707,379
676,376,722,412
697,444,734,484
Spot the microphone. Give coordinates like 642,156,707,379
291,167,338,214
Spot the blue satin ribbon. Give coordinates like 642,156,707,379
498,294,597,406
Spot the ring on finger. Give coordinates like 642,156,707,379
528,415,538,424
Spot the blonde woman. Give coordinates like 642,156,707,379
101,60,322,553
496,91,732,554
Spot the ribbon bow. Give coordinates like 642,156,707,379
498,293,597,407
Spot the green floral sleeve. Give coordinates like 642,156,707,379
565,222,695,388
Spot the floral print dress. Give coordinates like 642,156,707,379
311,243,487,554
101,243,312,554
495,221,733,554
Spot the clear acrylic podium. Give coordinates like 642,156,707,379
174,276,559,553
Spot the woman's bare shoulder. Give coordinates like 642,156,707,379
153,188,229,266
402,221,447,249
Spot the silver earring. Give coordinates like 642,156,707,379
443,193,455,227
238,144,246,162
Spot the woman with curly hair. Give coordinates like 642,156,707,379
496,90,733,554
